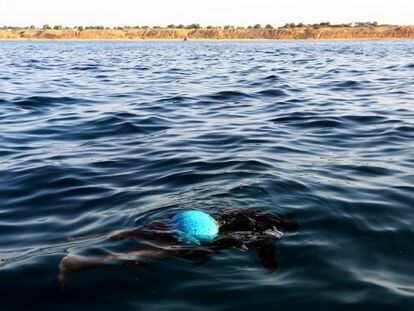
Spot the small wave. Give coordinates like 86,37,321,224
271,112,343,129
144,170,217,187
301,119,343,128
263,74,281,81
395,125,414,134
321,80,364,91
256,89,287,97
333,80,360,88
187,132,245,149
75,115,170,139
270,111,319,123
333,164,393,177
157,95,193,103
71,65,99,71
340,115,388,124
205,91,251,100
13,96,84,108
133,66,150,71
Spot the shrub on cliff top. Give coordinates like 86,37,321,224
186,24,201,29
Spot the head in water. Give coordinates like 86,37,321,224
172,210,219,245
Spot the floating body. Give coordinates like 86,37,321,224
59,209,297,289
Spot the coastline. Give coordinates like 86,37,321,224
1,38,413,42
1,26,413,40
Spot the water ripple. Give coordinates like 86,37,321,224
0,40,413,310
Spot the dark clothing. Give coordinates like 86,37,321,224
60,209,298,283
119,209,298,272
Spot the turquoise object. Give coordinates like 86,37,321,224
172,210,219,245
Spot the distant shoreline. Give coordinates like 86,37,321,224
1,38,413,42
1,26,413,40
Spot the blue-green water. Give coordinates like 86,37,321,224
0,40,413,310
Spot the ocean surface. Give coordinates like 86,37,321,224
0,40,413,310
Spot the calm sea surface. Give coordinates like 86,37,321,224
0,40,413,310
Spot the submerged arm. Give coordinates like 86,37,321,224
68,221,170,242
67,229,142,242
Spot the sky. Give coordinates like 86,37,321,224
1,0,413,27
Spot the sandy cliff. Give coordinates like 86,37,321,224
1,26,413,40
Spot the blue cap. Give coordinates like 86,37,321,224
172,210,219,245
